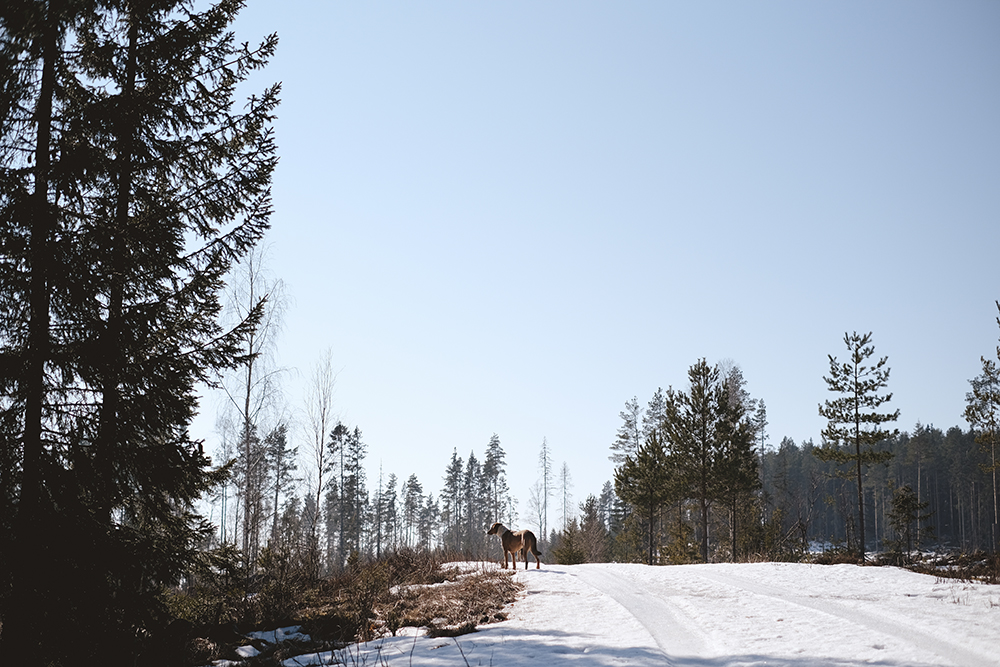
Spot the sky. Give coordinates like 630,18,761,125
193,1,1000,525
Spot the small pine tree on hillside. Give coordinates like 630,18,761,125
885,482,934,564
815,332,898,563
553,519,586,564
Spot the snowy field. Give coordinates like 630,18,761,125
283,562,999,667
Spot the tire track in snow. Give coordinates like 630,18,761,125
572,564,709,665
692,569,994,667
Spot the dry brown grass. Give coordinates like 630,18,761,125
295,555,521,646
908,551,1000,584
387,564,521,637
172,551,522,664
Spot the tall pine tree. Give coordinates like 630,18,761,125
614,432,672,565
664,361,723,562
815,331,898,562
965,304,1000,551
717,366,761,561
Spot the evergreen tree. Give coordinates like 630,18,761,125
403,473,423,547
965,308,1000,550
815,331,898,562
553,518,586,564
326,421,349,569
343,426,368,556
754,398,769,517
420,493,439,549
579,494,609,562
615,433,672,565
0,1,277,663
610,396,643,464
483,433,512,524
463,451,484,556
266,423,297,545
665,361,723,562
717,365,761,561
323,484,341,571
598,480,619,536
885,481,934,562
275,494,304,549
373,469,398,558
441,449,464,550
643,388,668,442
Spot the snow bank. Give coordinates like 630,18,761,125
283,562,999,667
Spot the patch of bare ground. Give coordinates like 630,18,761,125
294,558,520,644
171,550,521,665
907,551,1000,584
388,563,521,638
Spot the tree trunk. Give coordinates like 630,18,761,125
4,12,58,663
97,9,138,520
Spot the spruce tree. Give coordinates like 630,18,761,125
815,331,898,563
266,423,298,544
0,1,278,662
579,494,609,562
343,426,368,556
483,433,511,524
403,473,423,546
441,448,464,551
552,518,586,564
323,421,349,571
463,451,483,555
0,2,85,659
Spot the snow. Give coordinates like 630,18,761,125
278,562,999,667
246,625,310,645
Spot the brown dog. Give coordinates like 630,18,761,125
486,522,541,570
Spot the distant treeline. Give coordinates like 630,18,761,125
214,428,521,574
574,423,994,565
763,426,994,554
237,365,998,572
589,345,999,565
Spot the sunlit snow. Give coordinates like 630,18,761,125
243,561,1000,667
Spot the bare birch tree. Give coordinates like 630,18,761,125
221,244,287,565
303,348,338,572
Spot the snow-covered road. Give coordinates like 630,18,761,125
288,562,1000,667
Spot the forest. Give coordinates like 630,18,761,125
1,1,998,665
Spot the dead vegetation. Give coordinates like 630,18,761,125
168,550,522,665
906,551,1000,584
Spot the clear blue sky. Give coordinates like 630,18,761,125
195,1,1000,526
